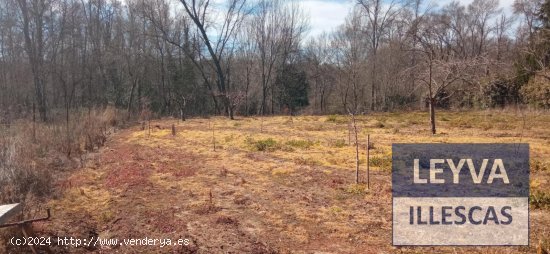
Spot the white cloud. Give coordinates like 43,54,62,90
298,0,516,39
499,0,516,15
172,0,516,40
299,0,355,38
434,0,514,15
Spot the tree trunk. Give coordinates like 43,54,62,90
229,102,235,120
366,134,370,189
180,108,186,121
127,79,137,120
353,116,359,184
371,53,376,111
428,55,436,135
429,98,436,135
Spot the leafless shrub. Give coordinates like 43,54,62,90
0,138,52,212
0,107,126,206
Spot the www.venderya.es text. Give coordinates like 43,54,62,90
10,236,190,248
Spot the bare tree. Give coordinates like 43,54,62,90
407,13,481,134
514,0,544,41
0,0,540,126
467,0,500,57
17,0,52,121
178,0,249,119
304,33,336,114
333,8,368,113
252,0,307,115
357,0,402,111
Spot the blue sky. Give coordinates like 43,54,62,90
300,0,517,38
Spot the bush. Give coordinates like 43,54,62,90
0,107,126,253
521,70,550,108
0,107,126,204
345,184,368,195
434,89,451,109
482,78,521,108
370,155,392,170
285,140,315,149
333,139,347,148
0,135,52,203
248,138,279,152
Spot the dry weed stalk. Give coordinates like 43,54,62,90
366,134,370,189
349,112,360,184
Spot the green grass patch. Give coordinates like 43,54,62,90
333,139,347,148
247,138,279,152
285,139,315,149
369,155,392,170
293,156,322,166
345,184,368,195
329,205,344,215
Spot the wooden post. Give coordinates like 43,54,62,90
171,124,176,136
348,122,351,146
350,114,359,184
367,134,370,189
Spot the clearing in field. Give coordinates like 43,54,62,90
41,111,550,253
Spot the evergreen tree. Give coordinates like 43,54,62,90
275,64,309,115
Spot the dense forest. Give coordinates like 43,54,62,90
0,0,549,124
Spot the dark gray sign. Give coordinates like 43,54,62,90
392,143,529,246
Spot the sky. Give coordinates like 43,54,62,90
300,0,517,38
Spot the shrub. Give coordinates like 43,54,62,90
0,107,126,253
345,184,368,195
285,139,315,149
333,139,347,148
520,70,550,108
249,138,278,152
370,155,392,170
0,135,52,202
0,107,126,204
482,78,521,108
329,206,343,214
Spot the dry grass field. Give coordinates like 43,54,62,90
36,110,550,253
